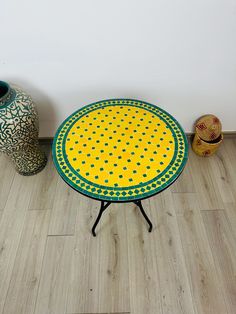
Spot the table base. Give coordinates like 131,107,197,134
92,200,153,236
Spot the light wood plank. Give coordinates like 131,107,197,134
126,199,162,314
98,203,130,313
202,210,236,314
48,177,79,236
0,153,15,210
66,197,100,313
29,146,58,210
151,191,195,314
189,148,224,210
173,193,228,314
219,139,236,204
34,236,74,314
0,173,35,313
2,210,50,314
207,145,235,204
223,203,236,239
66,199,130,314
127,191,195,314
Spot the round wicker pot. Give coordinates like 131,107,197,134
0,81,47,175
192,132,223,157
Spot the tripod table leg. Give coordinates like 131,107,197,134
92,201,111,236
134,200,153,232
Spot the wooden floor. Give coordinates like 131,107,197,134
0,138,236,314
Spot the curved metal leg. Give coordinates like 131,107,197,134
92,201,111,236
134,200,153,232
92,200,152,236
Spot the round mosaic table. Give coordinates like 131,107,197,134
53,99,188,236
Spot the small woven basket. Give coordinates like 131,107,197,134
192,132,223,157
192,114,223,157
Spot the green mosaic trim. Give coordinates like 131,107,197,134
52,99,188,201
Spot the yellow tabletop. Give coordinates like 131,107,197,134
53,99,188,201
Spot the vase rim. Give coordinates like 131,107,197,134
0,81,10,104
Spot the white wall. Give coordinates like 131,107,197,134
1,0,236,137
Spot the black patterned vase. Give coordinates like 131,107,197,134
0,81,47,175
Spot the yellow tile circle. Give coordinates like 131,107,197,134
53,99,188,201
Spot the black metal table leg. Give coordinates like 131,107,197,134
92,200,152,236
92,201,111,236
134,200,153,232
